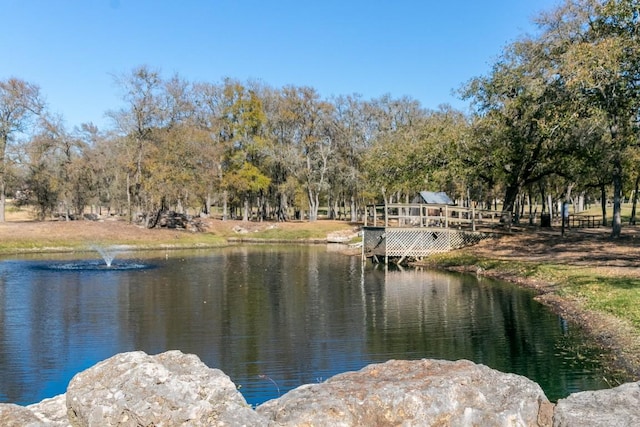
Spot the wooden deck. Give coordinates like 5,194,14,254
362,203,497,264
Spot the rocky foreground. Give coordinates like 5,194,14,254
0,351,638,427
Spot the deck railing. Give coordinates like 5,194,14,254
364,203,504,231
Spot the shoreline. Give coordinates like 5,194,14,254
413,228,640,384
457,264,638,379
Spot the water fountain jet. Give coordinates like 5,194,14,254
91,245,119,267
34,245,151,272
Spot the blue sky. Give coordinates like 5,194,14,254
1,0,560,130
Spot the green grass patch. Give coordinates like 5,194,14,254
0,232,228,254
561,275,640,329
248,228,328,240
227,222,354,241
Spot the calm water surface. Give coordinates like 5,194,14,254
0,245,613,406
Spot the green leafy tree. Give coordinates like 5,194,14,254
410,106,470,200
463,36,575,218
217,79,269,219
544,0,640,236
225,162,271,221
361,95,427,203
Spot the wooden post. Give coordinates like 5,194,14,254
445,205,449,229
364,205,368,227
384,202,388,227
472,205,476,231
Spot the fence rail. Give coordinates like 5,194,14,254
568,214,601,228
364,203,504,231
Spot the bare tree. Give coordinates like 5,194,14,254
0,78,45,221
108,66,164,224
279,86,335,221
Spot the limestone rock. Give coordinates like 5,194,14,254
553,381,640,427
232,225,249,234
257,358,552,427
65,350,265,427
27,394,69,426
0,403,48,427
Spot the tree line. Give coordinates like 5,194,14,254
1,0,639,237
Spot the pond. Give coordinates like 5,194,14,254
0,244,614,406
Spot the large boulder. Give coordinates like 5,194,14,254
257,358,553,426
65,350,265,427
7,351,640,427
553,381,640,427
0,395,68,427
0,403,49,427
27,394,69,426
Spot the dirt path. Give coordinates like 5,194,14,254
471,227,640,272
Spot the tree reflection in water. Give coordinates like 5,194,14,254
0,246,620,406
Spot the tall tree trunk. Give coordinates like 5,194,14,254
126,173,132,223
327,191,337,219
331,199,338,220
222,190,228,221
0,179,5,223
565,183,574,211
277,192,288,221
0,129,7,222
350,194,357,222
630,173,639,225
577,192,585,213
260,195,267,221
242,195,249,222
381,188,389,205
612,158,623,237
307,189,319,221
204,193,211,217
600,184,608,227
502,183,519,214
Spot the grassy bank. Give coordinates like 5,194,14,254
0,218,357,255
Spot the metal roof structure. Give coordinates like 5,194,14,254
413,191,454,205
